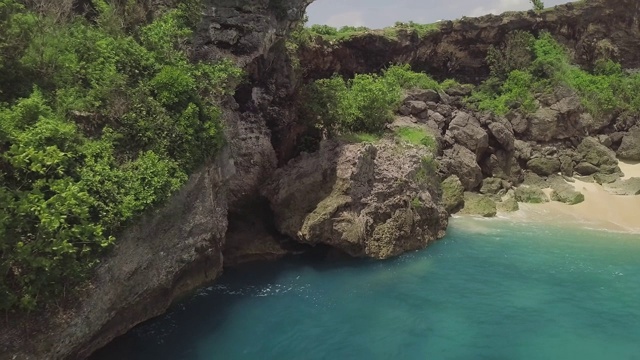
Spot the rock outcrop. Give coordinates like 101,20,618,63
262,139,448,259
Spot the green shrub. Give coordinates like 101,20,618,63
0,0,242,311
470,31,640,118
302,65,448,136
395,127,436,150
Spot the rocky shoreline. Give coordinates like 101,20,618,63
2,0,640,359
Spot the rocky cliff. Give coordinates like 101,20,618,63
0,0,312,358
3,0,640,358
300,0,640,83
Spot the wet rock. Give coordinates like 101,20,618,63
441,175,465,213
460,192,497,217
515,185,549,203
480,177,504,195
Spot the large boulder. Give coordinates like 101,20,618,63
263,140,448,259
527,157,561,176
488,120,515,151
446,111,489,159
440,144,484,191
441,175,465,213
548,176,585,205
576,137,619,168
617,126,640,161
527,108,558,142
515,185,549,203
460,192,497,217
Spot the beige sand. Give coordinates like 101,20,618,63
502,162,640,234
620,160,640,180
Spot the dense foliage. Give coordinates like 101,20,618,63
300,65,444,135
470,31,640,117
293,21,441,44
0,0,242,311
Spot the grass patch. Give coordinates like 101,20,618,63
395,127,436,149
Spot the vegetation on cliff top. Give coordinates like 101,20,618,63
0,0,241,311
299,64,448,136
469,31,640,117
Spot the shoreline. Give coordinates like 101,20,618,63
496,160,640,234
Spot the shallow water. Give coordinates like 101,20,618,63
94,217,640,360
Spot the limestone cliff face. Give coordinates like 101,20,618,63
299,0,640,83
263,139,448,259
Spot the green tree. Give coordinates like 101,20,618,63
530,0,545,11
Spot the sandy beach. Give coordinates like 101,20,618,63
501,161,640,234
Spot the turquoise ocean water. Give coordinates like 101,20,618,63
95,217,640,360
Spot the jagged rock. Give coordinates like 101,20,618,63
444,84,472,97
508,112,529,135
523,172,546,188
560,155,575,176
488,120,515,151
514,140,533,161
598,134,613,148
617,126,640,161
593,172,621,184
481,150,521,182
527,157,561,176
440,144,483,191
441,175,465,213
528,108,558,142
263,140,448,259
577,137,618,167
548,176,585,204
427,110,448,130
405,100,428,116
405,89,440,103
580,112,605,134
446,111,489,159
460,192,497,217
574,162,600,175
603,178,640,195
497,196,520,212
515,185,549,203
480,177,504,195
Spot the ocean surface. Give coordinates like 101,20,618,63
94,217,640,360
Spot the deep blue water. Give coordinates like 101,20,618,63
95,217,640,360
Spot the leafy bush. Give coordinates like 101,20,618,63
301,65,444,135
0,0,242,311
395,127,437,150
470,31,640,118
